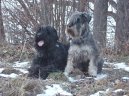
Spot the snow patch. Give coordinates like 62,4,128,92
13,61,30,68
15,68,28,74
90,91,105,96
124,67,129,72
113,89,123,93
95,74,107,80
67,77,84,83
0,73,18,78
0,61,29,78
104,62,114,65
68,77,76,83
67,74,107,83
0,68,4,73
37,84,72,96
114,62,127,69
105,62,129,72
90,88,110,96
113,62,129,72
122,77,129,80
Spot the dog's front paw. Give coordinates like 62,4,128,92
88,69,97,77
64,72,69,77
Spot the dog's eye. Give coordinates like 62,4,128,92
36,32,41,37
77,18,80,23
68,22,73,27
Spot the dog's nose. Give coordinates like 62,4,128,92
67,24,71,28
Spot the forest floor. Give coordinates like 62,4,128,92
0,60,129,96
0,45,129,96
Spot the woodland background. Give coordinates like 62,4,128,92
0,1,129,96
0,0,129,62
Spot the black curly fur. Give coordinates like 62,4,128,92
28,26,68,79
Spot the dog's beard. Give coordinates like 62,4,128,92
37,40,44,47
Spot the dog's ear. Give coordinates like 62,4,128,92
47,26,59,41
82,13,91,23
52,28,59,41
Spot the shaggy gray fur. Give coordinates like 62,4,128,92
64,11,103,77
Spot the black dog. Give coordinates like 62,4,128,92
28,26,68,79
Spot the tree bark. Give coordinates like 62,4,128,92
109,0,117,9
115,0,129,54
80,0,89,12
0,0,5,43
93,0,108,49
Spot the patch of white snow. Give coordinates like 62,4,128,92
113,89,123,93
95,74,107,80
37,84,72,96
122,77,129,80
0,73,18,78
13,61,30,68
0,68,4,73
90,88,110,96
15,68,28,74
104,62,129,72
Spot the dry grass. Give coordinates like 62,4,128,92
0,43,34,63
0,76,61,96
0,77,44,96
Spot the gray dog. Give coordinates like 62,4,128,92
64,12,103,77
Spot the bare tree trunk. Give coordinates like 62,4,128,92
0,0,5,43
80,0,89,12
40,0,50,26
59,0,67,43
93,0,108,49
115,0,129,55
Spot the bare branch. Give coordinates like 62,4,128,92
17,0,38,26
107,11,117,21
109,0,117,9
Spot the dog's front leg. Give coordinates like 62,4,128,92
64,55,74,77
88,57,97,77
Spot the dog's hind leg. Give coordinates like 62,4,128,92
97,58,104,74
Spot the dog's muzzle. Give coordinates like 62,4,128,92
67,28,75,37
